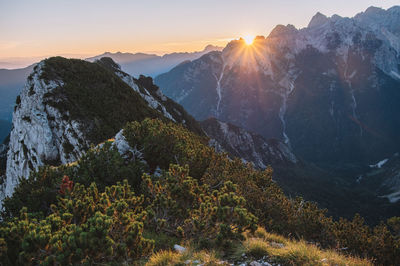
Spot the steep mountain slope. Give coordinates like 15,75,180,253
2,57,202,203
200,117,391,223
355,153,400,203
87,45,222,77
201,117,297,168
155,6,400,179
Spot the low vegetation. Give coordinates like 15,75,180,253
147,248,226,266
237,228,371,265
1,118,399,264
145,227,371,266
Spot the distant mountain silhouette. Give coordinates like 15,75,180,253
87,45,223,77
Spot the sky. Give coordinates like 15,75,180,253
0,0,399,68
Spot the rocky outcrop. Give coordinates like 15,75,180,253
111,129,144,163
201,118,297,169
1,57,203,206
4,62,89,200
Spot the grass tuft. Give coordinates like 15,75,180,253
146,250,182,266
146,246,229,266
244,238,269,259
254,227,288,245
236,227,372,266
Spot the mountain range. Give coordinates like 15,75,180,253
0,46,222,143
155,6,400,215
86,45,222,77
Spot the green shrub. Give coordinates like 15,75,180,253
0,181,154,264
2,142,146,219
123,118,213,177
68,141,146,191
142,164,257,245
2,166,63,218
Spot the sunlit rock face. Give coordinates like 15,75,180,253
4,63,89,201
155,6,400,167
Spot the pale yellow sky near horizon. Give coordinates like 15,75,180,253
0,0,399,69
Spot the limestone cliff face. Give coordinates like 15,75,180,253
5,62,89,200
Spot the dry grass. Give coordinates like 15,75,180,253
146,250,182,266
267,239,371,266
253,227,287,245
239,227,372,266
146,247,229,266
147,227,372,266
243,238,270,258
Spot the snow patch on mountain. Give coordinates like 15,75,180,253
369,158,389,168
213,62,226,117
390,71,400,80
278,73,297,146
382,190,400,203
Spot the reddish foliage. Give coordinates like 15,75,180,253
59,175,74,195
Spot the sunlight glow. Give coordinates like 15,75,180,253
243,35,255,45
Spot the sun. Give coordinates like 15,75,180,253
243,35,255,45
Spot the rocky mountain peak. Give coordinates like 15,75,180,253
203,44,223,52
268,24,298,38
308,12,329,28
364,6,385,15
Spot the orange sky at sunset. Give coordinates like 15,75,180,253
1,0,399,69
